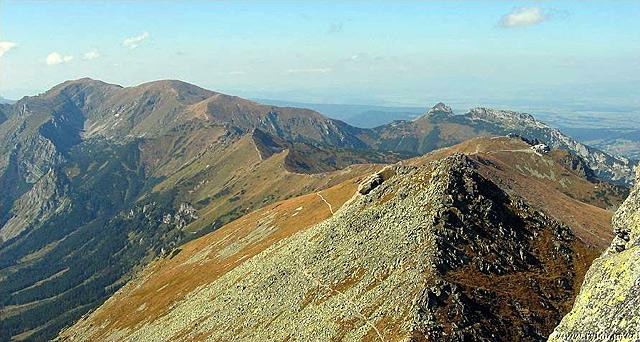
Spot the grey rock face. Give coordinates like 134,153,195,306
423,102,454,119
0,126,68,241
550,168,640,341
531,144,550,154
357,172,384,195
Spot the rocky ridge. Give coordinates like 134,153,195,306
59,153,602,341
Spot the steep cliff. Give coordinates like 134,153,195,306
550,168,640,341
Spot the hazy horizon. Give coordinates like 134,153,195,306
1,1,639,110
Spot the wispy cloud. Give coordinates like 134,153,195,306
350,53,365,62
123,32,149,49
46,52,74,65
0,41,17,58
347,52,385,63
499,7,548,28
287,67,332,74
83,49,100,60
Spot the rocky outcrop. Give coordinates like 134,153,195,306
531,143,550,154
0,168,70,242
0,128,67,242
550,167,640,341
357,173,383,195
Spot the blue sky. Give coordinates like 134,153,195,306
0,1,638,108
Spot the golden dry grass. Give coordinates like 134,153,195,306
74,178,362,338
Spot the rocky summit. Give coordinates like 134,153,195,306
422,102,454,119
550,167,640,341
59,146,611,341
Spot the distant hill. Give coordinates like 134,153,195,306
257,99,638,185
0,96,15,105
358,103,638,185
254,98,423,128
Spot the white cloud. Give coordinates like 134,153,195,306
123,32,149,49
83,49,100,60
500,7,547,28
0,41,17,58
287,67,332,74
350,53,365,62
46,52,74,65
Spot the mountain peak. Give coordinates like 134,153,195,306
426,102,453,116
132,79,218,103
44,78,122,98
137,79,207,90
58,77,120,89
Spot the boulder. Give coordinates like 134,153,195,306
358,172,384,195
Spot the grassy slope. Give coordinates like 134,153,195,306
58,178,361,340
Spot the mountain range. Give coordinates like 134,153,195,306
0,78,637,341
0,97,15,105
